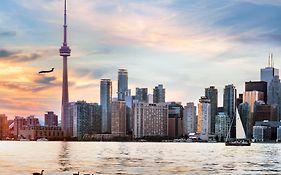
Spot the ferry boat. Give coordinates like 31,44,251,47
225,109,251,146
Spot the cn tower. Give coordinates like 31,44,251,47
59,0,71,137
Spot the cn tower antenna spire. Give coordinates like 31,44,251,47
63,0,68,46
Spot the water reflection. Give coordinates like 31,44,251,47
58,142,72,172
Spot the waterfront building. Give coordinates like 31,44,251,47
153,84,165,103
205,86,218,134
168,102,183,138
44,111,58,127
253,126,268,142
254,121,281,141
0,114,8,140
183,103,197,135
100,79,112,133
111,101,126,136
254,103,278,122
223,84,237,137
69,101,101,140
117,69,128,101
18,126,64,140
197,97,211,141
135,87,148,103
277,126,281,142
215,112,230,142
133,102,168,138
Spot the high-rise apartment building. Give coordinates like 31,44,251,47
205,86,218,134
111,101,126,136
133,103,168,138
44,111,58,127
153,84,165,103
197,97,211,140
100,79,112,133
135,88,148,103
215,112,230,142
117,69,128,101
183,103,197,135
168,102,183,138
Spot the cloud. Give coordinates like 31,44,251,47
34,76,57,85
0,31,16,37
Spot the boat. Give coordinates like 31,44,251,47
225,108,251,146
37,138,48,141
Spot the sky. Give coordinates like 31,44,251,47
1,0,281,120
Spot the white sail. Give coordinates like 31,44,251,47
236,109,246,139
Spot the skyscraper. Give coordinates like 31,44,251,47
260,53,279,89
183,103,197,135
223,84,237,138
205,86,218,134
153,84,165,103
118,69,128,101
100,79,112,133
60,0,71,137
245,81,267,103
135,88,148,103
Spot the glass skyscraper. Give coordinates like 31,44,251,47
100,79,112,133
153,84,165,103
205,86,218,134
117,69,128,101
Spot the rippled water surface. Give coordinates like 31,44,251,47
0,141,280,174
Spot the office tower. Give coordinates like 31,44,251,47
223,84,237,138
100,79,112,133
243,91,264,112
215,112,230,142
197,96,211,140
117,69,128,101
0,114,8,140
111,101,126,136
69,101,101,140
60,0,71,137
245,81,267,103
260,54,279,89
153,84,165,103
44,111,58,127
133,103,168,138
205,86,218,134
168,102,183,138
183,103,197,135
135,88,148,103
238,102,251,138
267,76,281,120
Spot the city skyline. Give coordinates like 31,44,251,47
1,0,281,119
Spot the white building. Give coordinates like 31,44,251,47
183,102,197,135
133,102,168,138
197,97,211,141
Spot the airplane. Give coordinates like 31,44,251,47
38,68,54,74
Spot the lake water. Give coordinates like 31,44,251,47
0,141,280,175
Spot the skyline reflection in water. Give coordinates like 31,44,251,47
0,142,280,175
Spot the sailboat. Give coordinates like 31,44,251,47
225,108,251,146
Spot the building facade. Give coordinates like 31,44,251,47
197,97,211,140
0,114,8,140
183,103,197,135
168,102,183,138
215,112,230,142
44,111,58,127
18,126,64,140
153,84,165,103
133,103,168,138
111,101,127,136
205,86,218,134
245,81,267,103
135,87,148,103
